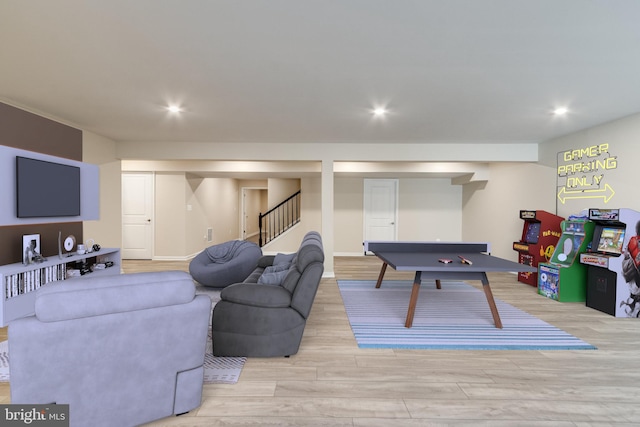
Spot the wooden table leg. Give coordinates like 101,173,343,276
481,274,503,329
375,262,388,289
405,271,422,328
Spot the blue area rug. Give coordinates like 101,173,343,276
337,280,596,350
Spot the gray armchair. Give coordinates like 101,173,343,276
9,270,211,427
212,231,324,357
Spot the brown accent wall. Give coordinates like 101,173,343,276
0,102,84,265
0,223,84,264
0,103,82,160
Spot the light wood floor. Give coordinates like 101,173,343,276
4,256,640,426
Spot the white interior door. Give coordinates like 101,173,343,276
121,172,154,259
364,179,398,244
240,188,265,240
241,189,248,240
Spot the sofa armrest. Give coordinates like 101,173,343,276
220,283,291,308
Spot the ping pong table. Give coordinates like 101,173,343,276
364,241,537,328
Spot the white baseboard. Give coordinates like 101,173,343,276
152,253,199,262
334,251,368,257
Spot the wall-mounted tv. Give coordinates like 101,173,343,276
16,156,81,218
596,226,626,256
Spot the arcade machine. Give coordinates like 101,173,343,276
512,210,564,286
538,214,594,302
579,208,640,317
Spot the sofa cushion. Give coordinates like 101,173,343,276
243,266,264,284
257,264,290,285
221,283,292,308
256,255,275,268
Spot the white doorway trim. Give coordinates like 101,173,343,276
240,186,267,241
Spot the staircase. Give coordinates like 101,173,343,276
258,190,301,246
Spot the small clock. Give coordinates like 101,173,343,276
64,235,76,252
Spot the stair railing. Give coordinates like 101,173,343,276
259,190,301,246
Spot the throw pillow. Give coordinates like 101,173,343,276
257,267,289,285
274,252,295,266
265,263,290,273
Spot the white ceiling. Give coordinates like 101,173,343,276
1,0,640,145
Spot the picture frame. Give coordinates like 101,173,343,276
22,234,41,265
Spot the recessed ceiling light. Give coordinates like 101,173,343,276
167,105,182,114
553,107,568,116
373,107,388,117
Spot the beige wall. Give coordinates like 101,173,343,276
334,177,464,255
153,172,242,259
538,113,640,219
82,131,122,249
462,163,557,262
207,178,241,244
398,178,462,242
188,176,241,255
267,178,301,209
154,173,187,258
185,174,210,256
334,178,365,254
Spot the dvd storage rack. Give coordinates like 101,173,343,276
4,264,67,299
0,247,120,326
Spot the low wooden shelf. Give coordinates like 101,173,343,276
0,247,121,326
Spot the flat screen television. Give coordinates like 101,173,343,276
16,156,81,218
524,222,541,244
596,226,626,256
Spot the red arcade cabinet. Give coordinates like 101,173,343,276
513,210,564,286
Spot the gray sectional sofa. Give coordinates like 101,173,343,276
212,231,324,357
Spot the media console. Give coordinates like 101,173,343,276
0,247,121,326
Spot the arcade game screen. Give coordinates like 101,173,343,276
596,227,626,256
524,222,541,244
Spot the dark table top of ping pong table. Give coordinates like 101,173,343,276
363,241,537,328
364,241,537,274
